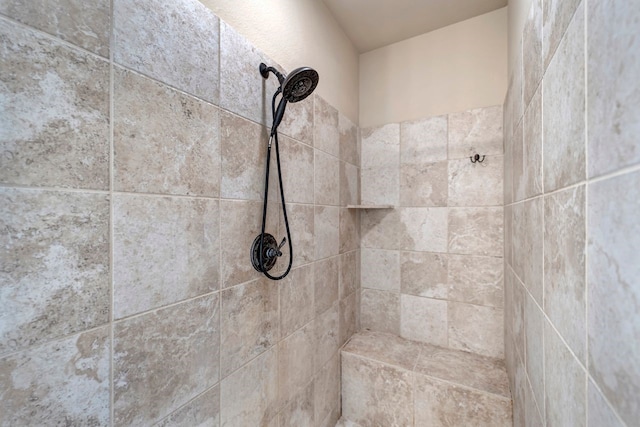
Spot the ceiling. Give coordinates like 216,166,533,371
321,0,508,53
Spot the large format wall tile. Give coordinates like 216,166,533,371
314,257,339,315
315,150,340,206
314,352,341,426
448,106,503,159
220,278,278,377
279,265,314,338
157,386,220,427
278,322,315,405
523,0,542,107
449,301,503,358
314,206,339,260
114,0,219,103
114,67,220,197
400,115,448,163
361,123,400,205
113,194,219,318
588,171,640,425
278,135,314,204
512,198,543,304
448,255,503,308
340,161,359,206
314,96,340,156
114,294,220,426
401,252,448,299
340,292,357,346
339,251,358,299
0,327,109,426
0,189,109,355
400,294,447,346
400,160,448,207
279,203,314,268
543,2,585,192
279,96,313,146
339,113,359,166
361,289,400,334
400,208,448,252
314,304,339,371
0,20,109,189
0,0,110,57
588,380,625,427
448,207,503,257
520,86,543,200
448,156,503,207
361,248,400,292
339,208,359,253
279,381,314,427
543,0,582,68
524,294,545,418
588,0,640,177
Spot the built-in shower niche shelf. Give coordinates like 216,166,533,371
346,204,395,209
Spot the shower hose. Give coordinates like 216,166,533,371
258,88,293,280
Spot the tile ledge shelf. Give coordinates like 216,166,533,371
346,204,395,209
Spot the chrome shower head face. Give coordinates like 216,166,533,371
281,66,319,103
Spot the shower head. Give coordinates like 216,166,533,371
259,63,319,103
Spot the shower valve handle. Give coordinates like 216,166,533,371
266,237,287,259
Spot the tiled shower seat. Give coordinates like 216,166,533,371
337,331,513,427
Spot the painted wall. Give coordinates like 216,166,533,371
200,0,360,124
359,7,508,128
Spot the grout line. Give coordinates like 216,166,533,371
0,183,110,194
108,1,115,424
112,290,220,324
583,1,590,425
216,16,223,419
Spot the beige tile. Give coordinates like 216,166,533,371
525,375,544,427
220,348,278,427
400,295,447,346
114,294,220,426
279,264,314,338
544,185,586,362
339,251,358,298
401,207,448,252
523,0,543,107
341,353,413,426
343,330,422,371
114,67,220,196
520,85,543,200
512,355,526,427
588,171,640,425
314,257,339,315
314,304,339,371
361,248,400,292
448,156,503,207
588,0,640,177
544,321,586,426
400,115,448,163
416,345,510,397
505,51,523,138
524,294,544,417
278,322,315,405
0,327,109,426
448,254,503,308
314,150,340,206
0,189,109,355
0,21,109,189
318,405,340,427
339,292,357,347
503,129,513,205
512,276,526,361
339,207,359,253
504,205,512,266
448,207,503,257
361,123,400,205
278,203,314,268
361,208,403,250
113,194,219,318
314,96,340,156
543,2,585,192
543,0,582,68
339,113,359,166
340,161,360,206
400,160,448,207
157,386,220,427
449,301,504,358
513,118,525,203
279,96,313,146
448,106,503,160
314,206,339,260
401,251,448,299
278,136,314,204
360,289,399,335
314,352,341,426
114,0,219,103
279,381,314,427
512,198,543,304
588,380,625,427
414,375,512,427
220,278,278,377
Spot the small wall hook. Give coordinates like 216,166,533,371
470,154,485,163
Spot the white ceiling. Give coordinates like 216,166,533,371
321,0,508,53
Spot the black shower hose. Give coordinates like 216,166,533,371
258,88,293,280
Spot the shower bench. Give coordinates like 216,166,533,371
336,330,513,427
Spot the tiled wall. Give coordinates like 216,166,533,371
359,105,506,359
503,0,639,426
0,0,360,426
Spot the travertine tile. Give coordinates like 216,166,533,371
400,295,447,346
544,321,586,426
360,208,401,249
339,250,358,297
449,301,504,358
543,2,585,192
342,353,413,426
525,294,544,417
520,85,543,200
114,67,220,196
512,198,543,304
220,348,278,427
339,113,359,166
416,345,510,397
318,403,340,427
505,50,523,137
401,251,448,299
544,185,586,362
315,150,340,206
278,322,315,404
543,0,582,68
343,330,422,370
448,106,503,159
114,0,219,103
339,207,359,253
279,95,313,146
361,248,400,292
314,304,339,371
279,381,314,427
513,354,526,426
361,123,400,205
339,292,357,346
513,119,525,203
588,171,640,425
448,207,503,257
314,257,339,315
220,278,278,377
401,207,448,252
400,160,448,207
512,276,526,361
278,203,314,268
114,295,220,426
525,375,544,427
588,380,625,427
340,161,360,206
314,353,340,426
360,289,400,335
0,21,109,189
448,254,503,308
0,189,109,355
157,386,220,427
448,156,503,207
588,0,640,177
314,96,340,156
0,0,110,57
503,123,515,205
414,375,512,427
113,194,219,318
279,265,314,339
523,0,543,107
504,205,512,266
400,115,448,163
0,327,109,426
278,136,314,204
314,206,339,260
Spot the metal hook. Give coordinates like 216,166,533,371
470,154,485,163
